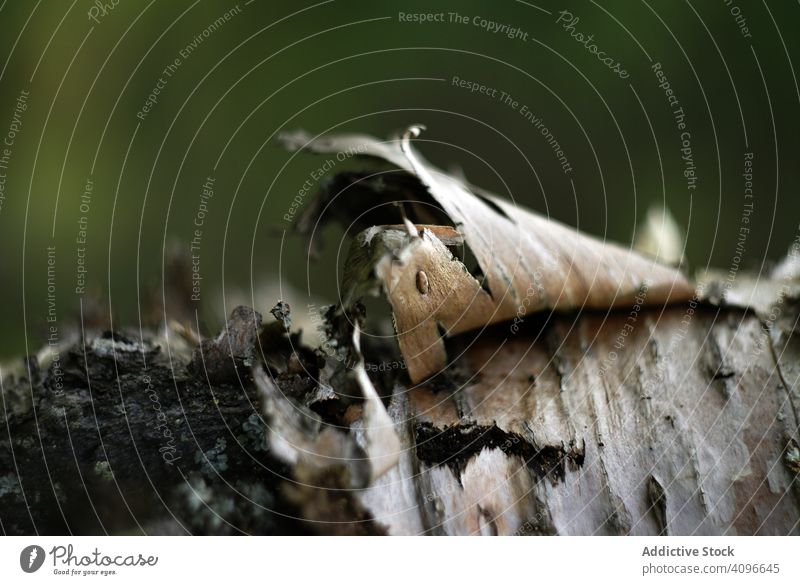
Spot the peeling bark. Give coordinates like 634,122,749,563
1,129,798,535
282,127,694,382
361,301,799,535
2,272,796,535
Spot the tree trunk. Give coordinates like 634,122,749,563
2,268,798,536
361,296,800,535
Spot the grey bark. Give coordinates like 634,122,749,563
361,297,800,535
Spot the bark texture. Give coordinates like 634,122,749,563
362,300,800,535
1,272,798,535
2,129,798,535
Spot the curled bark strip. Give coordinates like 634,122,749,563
352,325,401,481
254,324,400,485
281,126,695,382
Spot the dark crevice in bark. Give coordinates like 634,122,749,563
413,421,584,483
647,475,668,536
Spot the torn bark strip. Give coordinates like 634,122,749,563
280,126,695,382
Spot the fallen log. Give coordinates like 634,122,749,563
2,127,799,535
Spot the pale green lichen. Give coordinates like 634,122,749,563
196,438,228,476
93,460,114,482
241,413,268,452
0,473,20,498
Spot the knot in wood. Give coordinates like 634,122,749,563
416,270,429,295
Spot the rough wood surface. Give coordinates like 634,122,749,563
2,128,798,535
361,301,799,535
2,272,797,534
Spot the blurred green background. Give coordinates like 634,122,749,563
0,0,798,357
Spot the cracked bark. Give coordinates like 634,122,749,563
368,302,800,535
2,276,796,535
2,128,799,535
